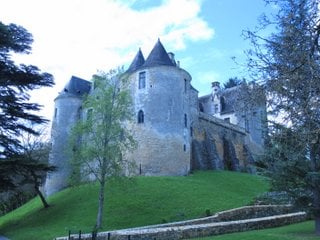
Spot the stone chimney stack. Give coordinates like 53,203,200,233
167,52,176,66
211,81,221,94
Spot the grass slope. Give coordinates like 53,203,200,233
0,171,268,240
194,221,318,240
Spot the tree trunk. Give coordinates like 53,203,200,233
95,179,105,230
310,143,320,235
316,216,320,236
35,185,50,208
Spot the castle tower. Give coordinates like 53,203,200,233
45,76,91,196
126,39,192,175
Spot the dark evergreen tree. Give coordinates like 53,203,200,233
244,0,320,235
223,77,243,89
0,21,54,157
0,21,54,196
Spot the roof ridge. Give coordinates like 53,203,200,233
143,39,175,68
127,48,145,73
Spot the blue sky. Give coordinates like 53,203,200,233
0,0,275,121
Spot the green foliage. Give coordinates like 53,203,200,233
223,77,244,89
0,21,54,204
69,68,136,185
243,0,320,234
68,68,136,229
0,21,54,158
0,171,268,240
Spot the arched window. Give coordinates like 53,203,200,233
138,110,144,124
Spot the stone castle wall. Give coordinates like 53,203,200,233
127,65,192,176
191,113,255,172
45,93,83,196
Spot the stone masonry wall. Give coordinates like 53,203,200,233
56,205,306,240
191,113,254,172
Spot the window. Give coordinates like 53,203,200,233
184,78,187,93
184,114,187,127
199,103,204,112
183,144,186,152
220,97,225,112
224,118,230,123
138,110,144,124
87,108,93,120
54,108,57,119
139,71,146,89
214,104,219,113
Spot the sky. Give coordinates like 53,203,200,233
0,0,275,123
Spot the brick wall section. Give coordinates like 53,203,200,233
55,205,306,240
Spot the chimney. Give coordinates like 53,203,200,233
211,81,221,93
168,52,176,66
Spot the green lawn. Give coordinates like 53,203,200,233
1,171,269,240
194,221,318,240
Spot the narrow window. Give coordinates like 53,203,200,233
184,78,187,93
245,119,250,132
54,108,57,119
77,107,82,120
138,110,144,124
199,103,204,112
190,127,193,137
183,144,186,152
139,71,146,89
184,114,187,128
87,108,93,121
214,104,219,113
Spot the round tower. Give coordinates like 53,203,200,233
45,76,91,196
126,40,192,176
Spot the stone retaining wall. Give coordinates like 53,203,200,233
55,205,306,240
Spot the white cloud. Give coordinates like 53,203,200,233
0,0,214,121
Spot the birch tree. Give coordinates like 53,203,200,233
69,68,136,231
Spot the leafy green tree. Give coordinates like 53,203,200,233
69,68,136,231
244,0,320,234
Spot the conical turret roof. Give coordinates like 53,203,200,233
61,76,91,96
143,39,175,68
127,48,145,73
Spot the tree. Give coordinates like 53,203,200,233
0,126,56,209
223,77,244,89
69,68,136,231
0,21,54,158
243,0,320,235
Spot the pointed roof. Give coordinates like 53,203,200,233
127,48,145,73
143,39,175,68
61,76,91,96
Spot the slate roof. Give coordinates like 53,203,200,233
220,86,239,114
199,85,240,114
126,48,145,73
62,76,91,96
143,39,175,68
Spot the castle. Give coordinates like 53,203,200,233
45,40,266,196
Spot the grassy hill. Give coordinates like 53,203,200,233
0,171,269,240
